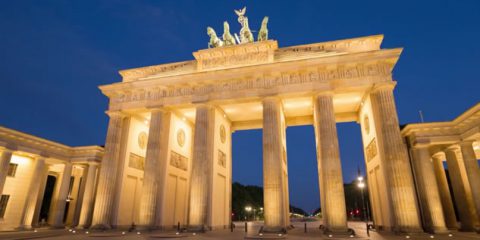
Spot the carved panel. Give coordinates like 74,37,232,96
129,153,145,171
193,40,277,70
365,138,377,162
170,151,188,171
218,150,226,168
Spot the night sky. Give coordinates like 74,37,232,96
1,1,479,214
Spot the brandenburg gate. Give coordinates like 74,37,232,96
90,9,423,234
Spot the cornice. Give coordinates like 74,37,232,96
401,102,480,147
0,126,104,162
113,35,393,83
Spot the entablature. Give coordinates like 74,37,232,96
402,103,480,148
0,126,104,163
102,54,398,112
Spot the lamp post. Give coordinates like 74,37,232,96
357,176,369,236
245,206,252,221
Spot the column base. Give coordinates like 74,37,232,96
392,226,423,234
186,225,208,232
260,226,287,234
50,225,66,229
15,226,33,231
90,223,112,230
321,226,353,236
430,226,449,234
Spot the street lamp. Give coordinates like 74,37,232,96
245,206,252,221
357,176,370,236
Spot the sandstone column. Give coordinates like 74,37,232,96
459,141,480,219
313,93,348,233
410,147,448,233
431,152,458,229
91,112,127,229
19,158,46,229
0,149,13,196
370,83,421,232
78,163,98,228
262,98,289,232
52,162,73,227
32,167,50,227
188,105,215,231
445,146,478,231
139,109,170,228
72,166,88,227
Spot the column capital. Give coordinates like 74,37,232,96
371,81,397,93
85,161,100,167
431,151,446,160
0,148,13,155
105,110,127,118
147,107,168,113
194,103,216,109
262,96,282,102
458,140,475,147
444,144,460,153
412,144,431,150
313,91,334,98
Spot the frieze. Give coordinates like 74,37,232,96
110,62,392,106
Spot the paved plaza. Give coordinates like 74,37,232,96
0,221,478,240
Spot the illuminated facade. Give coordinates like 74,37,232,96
402,103,480,232
0,127,103,230
93,35,425,233
1,35,478,234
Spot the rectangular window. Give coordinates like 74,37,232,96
7,163,18,177
0,195,10,219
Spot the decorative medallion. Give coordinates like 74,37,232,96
364,115,370,135
220,124,226,143
177,129,186,147
138,131,147,150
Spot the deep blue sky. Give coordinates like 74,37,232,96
1,1,479,213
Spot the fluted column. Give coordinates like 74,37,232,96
410,147,448,233
188,105,215,230
139,109,170,228
262,98,288,232
52,162,73,227
459,141,480,219
313,93,348,233
91,112,127,229
32,167,49,227
370,83,421,232
0,149,13,196
445,146,478,231
432,152,458,229
19,158,46,229
78,163,98,228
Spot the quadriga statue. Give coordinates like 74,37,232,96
222,21,236,46
207,26,224,48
